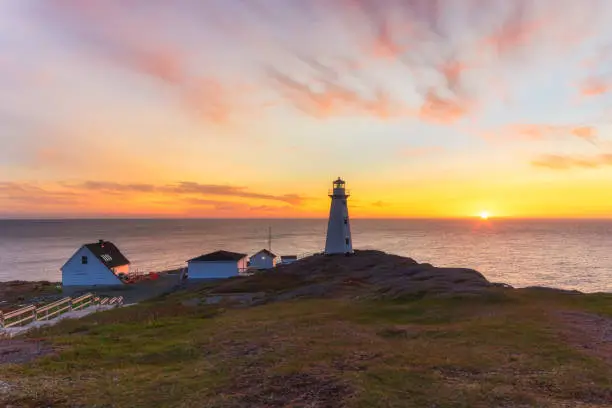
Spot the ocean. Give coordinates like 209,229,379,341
0,218,611,292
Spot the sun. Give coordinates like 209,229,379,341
479,211,490,220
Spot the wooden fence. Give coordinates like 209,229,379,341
0,294,123,329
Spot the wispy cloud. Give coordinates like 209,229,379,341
372,200,390,208
34,0,612,126
531,154,612,170
419,89,471,124
580,77,612,97
37,0,261,124
398,146,446,158
267,67,409,119
486,124,599,143
0,182,80,205
74,181,306,205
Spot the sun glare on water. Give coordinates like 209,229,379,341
479,211,490,220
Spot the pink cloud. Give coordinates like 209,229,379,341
267,68,411,119
38,0,260,124
419,90,470,124
580,77,612,97
35,0,612,126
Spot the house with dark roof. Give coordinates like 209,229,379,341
280,255,298,265
61,240,130,287
187,250,248,279
249,249,277,270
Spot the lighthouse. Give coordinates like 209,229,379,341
324,177,353,255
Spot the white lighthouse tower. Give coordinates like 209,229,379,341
324,177,353,255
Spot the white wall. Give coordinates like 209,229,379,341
249,251,276,269
188,260,244,279
61,247,124,287
325,196,353,254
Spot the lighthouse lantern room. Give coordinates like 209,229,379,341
324,177,353,255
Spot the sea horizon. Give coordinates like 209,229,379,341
2,218,612,293
3,216,612,221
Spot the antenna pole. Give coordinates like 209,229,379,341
268,226,272,252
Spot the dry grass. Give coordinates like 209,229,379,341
1,287,612,407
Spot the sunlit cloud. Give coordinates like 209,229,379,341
531,154,612,170
485,124,599,143
2,0,612,218
73,181,307,205
580,77,612,97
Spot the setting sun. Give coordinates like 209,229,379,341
480,211,490,220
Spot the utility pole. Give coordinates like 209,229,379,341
268,226,272,252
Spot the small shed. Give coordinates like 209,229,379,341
187,250,248,279
280,255,298,265
61,240,130,287
249,249,277,270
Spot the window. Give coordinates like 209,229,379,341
344,218,348,225
343,200,347,206
101,254,113,262
345,238,350,245
81,256,88,264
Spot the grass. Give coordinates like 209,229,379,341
1,287,612,407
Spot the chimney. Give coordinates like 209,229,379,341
99,239,105,247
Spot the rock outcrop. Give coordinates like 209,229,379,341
207,250,492,303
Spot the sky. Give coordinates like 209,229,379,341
2,0,612,219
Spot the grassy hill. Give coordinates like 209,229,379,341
2,251,612,407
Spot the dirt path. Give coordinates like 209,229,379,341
0,339,53,365
558,311,612,364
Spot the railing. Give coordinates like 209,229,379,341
36,297,72,321
117,265,186,284
72,293,95,311
0,305,37,329
328,189,351,196
0,294,123,329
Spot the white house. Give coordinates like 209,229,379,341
249,249,277,270
280,255,298,265
187,250,248,279
61,240,130,287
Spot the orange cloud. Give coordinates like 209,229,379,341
0,182,80,206
532,154,612,170
73,181,307,205
0,180,313,218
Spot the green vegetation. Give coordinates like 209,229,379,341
2,285,612,407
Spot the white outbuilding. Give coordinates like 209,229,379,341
249,249,277,270
61,240,130,287
187,250,248,279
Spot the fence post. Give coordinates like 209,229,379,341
0,311,4,329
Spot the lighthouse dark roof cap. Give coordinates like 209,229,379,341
188,250,247,262
84,240,130,268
